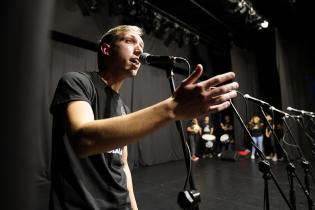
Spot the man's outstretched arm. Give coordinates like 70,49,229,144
67,64,239,158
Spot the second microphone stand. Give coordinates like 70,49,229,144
294,116,315,186
281,116,314,210
230,102,292,210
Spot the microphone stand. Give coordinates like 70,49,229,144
293,117,315,185
281,116,314,210
165,64,201,210
261,107,301,210
295,116,315,160
230,102,292,210
263,107,314,210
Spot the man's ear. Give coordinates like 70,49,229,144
100,43,110,55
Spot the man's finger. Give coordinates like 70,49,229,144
208,82,239,98
181,64,203,86
208,101,231,113
208,91,237,106
200,72,236,90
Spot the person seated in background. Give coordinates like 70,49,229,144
248,115,264,160
187,118,202,161
201,115,216,158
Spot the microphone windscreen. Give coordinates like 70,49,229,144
139,53,150,64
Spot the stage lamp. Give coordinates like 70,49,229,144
260,20,269,28
239,4,248,14
164,24,179,47
152,13,162,32
173,27,185,48
177,29,191,48
190,34,200,46
248,7,256,16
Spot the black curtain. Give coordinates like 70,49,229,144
230,44,261,150
275,26,315,160
1,1,54,210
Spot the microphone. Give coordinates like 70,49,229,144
289,115,303,119
287,106,315,115
139,53,187,65
243,94,270,106
270,106,290,117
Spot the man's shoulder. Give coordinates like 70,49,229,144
61,71,95,80
58,71,99,88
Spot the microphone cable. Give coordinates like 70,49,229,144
183,58,191,77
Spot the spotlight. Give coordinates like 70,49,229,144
152,13,162,31
248,7,256,16
138,7,156,34
154,18,171,39
173,27,184,48
164,23,179,47
190,34,200,46
256,19,269,30
181,30,191,46
109,0,129,15
233,0,246,13
260,20,269,28
239,5,247,14
87,0,98,11
176,29,190,48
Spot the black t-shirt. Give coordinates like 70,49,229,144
49,71,131,210
249,123,264,137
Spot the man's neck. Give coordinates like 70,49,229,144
98,71,124,93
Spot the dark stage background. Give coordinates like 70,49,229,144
1,0,315,210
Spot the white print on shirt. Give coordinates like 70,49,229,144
107,148,123,155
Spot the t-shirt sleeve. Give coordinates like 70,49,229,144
50,72,95,115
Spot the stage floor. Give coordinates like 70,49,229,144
132,156,315,210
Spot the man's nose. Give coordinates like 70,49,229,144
134,44,143,56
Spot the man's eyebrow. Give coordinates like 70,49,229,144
129,34,144,48
139,41,144,49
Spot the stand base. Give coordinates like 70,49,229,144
178,190,201,210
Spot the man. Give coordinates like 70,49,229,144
49,25,239,210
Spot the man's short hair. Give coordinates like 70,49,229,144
97,25,144,71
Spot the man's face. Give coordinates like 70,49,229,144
109,31,144,77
